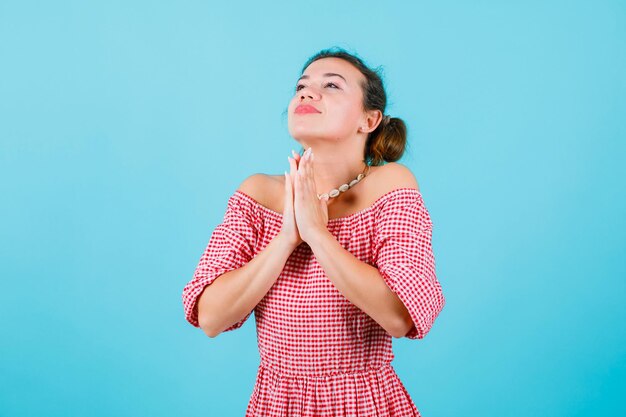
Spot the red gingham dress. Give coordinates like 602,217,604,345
182,187,446,416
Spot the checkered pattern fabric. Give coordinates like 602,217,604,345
182,187,445,416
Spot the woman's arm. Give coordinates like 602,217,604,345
197,231,297,337
306,231,411,338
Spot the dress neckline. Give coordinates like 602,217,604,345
233,187,422,224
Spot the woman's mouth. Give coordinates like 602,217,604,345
295,104,321,114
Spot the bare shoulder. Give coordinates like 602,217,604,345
236,173,281,211
236,173,266,197
323,162,421,218
369,162,420,193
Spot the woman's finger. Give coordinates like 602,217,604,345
311,153,316,195
288,156,297,196
284,170,290,202
302,149,312,192
307,150,314,179
285,157,291,187
289,156,297,176
297,150,306,179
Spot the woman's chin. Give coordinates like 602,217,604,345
289,128,338,142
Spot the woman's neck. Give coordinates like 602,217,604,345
300,148,368,195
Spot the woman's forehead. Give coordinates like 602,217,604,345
303,58,362,83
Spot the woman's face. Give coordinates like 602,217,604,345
288,57,367,143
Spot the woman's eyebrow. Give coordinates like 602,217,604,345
298,73,347,83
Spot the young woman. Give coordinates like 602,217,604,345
182,47,446,417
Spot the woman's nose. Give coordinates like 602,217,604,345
299,86,320,100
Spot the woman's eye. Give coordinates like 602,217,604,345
295,82,340,92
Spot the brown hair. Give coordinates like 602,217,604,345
294,46,408,166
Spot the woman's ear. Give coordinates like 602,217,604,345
360,110,384,133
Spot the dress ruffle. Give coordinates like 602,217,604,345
246,362,420,417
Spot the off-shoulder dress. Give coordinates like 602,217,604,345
182,187,446,417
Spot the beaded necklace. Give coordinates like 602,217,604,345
316,162,371,200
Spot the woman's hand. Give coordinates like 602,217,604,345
293,147,330,244
280,151,304,248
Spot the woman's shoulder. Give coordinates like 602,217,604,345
368,162,419,192
236,173,271,196
234,173,281,213
231,164,421,219
356,163,421,215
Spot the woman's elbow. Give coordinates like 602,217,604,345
198,311,219,338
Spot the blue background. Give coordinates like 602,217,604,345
1,1,624,416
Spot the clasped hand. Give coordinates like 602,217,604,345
282,147,330,247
